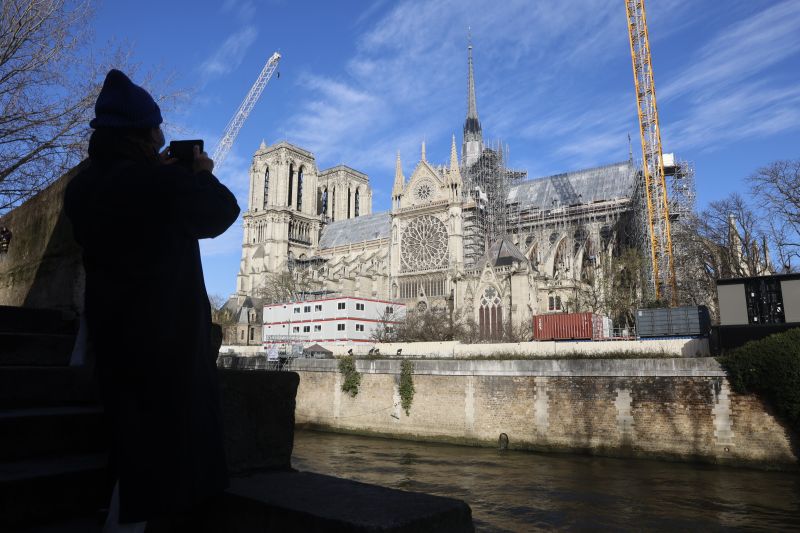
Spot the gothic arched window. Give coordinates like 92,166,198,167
355,188,360,217
347,188,351,218
479,286,503,340
264,167,269,209
296,167,304,211
287,164,294,207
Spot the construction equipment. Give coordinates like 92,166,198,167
625,0,677,305
212,51,281,170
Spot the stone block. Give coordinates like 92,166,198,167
218,370,299,474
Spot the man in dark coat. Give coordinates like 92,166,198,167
65,70,239,529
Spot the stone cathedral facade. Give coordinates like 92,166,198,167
234,44,636,338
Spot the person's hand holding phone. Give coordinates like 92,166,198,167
192,145,214,174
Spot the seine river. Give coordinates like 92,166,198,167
292,429,800,532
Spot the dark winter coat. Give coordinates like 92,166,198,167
64,139,239,523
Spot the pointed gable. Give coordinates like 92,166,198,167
475,236,528,270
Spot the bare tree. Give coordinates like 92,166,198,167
749,159,800,272
695,193,770,279
370,309,397,343
667,194,772,322
0,0,187,212
602,247,648,328
256,269,318,304
208,293,232,321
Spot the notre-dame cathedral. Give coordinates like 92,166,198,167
233,42,636,337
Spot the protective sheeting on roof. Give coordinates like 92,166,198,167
475,236,528,270
318,211,391,249
508,161,636,209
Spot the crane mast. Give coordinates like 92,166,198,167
212,51,281,169
625,0,677,305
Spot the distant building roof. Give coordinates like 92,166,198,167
319,212,391,249
475,236,528,270
303,344,333,356
318,164,369,181
508,161,636,210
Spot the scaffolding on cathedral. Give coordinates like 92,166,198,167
664,155,697,303
462,141,526,269
631,153,696,301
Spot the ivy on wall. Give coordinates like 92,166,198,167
338,355,361,397
399,359,415,416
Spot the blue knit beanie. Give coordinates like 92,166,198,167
90,69,163,129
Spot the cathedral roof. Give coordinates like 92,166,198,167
475,236,528,270
318,211,391,249
508,161,635,209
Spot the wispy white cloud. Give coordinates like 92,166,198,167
276,0,797,202
284,0,641,181
221,0,256,22
665,80,800,152
655,1,800,153
660,1,800,102
199,25,258,79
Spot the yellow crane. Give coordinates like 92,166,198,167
625,0,677,305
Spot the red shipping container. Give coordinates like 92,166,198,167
532,312,606,341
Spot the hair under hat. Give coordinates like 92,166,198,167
90,69,163,129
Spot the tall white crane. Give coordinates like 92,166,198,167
211,51,281,169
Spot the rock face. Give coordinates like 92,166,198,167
0,162,87,311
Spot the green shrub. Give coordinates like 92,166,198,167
338,355,361,397
399,359,415,416
718,328,800,435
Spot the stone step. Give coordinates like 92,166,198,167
0,333,76,366
13,515,103,532
218,470,474,532
0,453,108,530
0,306,78,336
0,406,106,461
0,367,97,408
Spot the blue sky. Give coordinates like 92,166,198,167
91,0,800,299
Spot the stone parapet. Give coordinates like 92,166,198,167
314,337,710,358
291,357,727,377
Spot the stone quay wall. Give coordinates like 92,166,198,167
292,358,797,468
315,337,710,358
221,337,709,359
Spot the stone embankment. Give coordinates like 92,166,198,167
292,357,796,469
221,337,709,359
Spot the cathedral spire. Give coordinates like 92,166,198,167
421,140,426,162
462,31,483,168
392,151,404,197
466,32,479,125
448,134,463,189
449,136,460,174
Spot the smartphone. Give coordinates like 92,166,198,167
168,140,204,168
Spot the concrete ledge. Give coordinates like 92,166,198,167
219,370,299,474
291,357,727,377
314,337,710,358
222,470,473,532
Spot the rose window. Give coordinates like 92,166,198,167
414,181,434,201
400,215,448,272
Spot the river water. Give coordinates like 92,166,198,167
292,429,799,532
